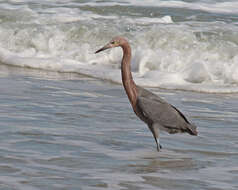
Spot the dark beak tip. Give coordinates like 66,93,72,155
95,48,103,54
95,45,110,54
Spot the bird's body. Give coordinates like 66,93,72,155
95,36,197,151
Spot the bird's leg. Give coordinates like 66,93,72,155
150,124,161,152
155,138,160,152
151,130,160,151
155,138,162,151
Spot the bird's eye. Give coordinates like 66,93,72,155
111,41,115,44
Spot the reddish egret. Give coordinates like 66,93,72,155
95,36,198,151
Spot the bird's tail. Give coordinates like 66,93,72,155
187,123,198,136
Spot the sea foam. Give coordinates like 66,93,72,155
1,2,238,93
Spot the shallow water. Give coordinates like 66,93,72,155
0,65,238,190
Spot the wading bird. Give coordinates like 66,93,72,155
95,36,198,151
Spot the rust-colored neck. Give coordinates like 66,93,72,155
121,42,138,107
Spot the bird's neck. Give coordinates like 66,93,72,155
121,43,138,106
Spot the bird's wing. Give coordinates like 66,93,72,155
136,85,166,104
136,96,195,134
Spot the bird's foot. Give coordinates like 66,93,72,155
156,144,162,152
156,147,160,152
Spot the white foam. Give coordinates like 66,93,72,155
4,0,238,15
1,1,238,93
125,0,238,14
1,35,238,94
77,0,238,15
128,16,174,25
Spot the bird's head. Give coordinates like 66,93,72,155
95,36,127,54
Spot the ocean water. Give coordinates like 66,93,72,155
0,0,238,190
1,65,238,190
1,0,238,92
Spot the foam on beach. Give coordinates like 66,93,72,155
1,1,238,93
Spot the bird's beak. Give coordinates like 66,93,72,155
95,44,111,54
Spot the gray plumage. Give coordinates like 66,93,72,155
136,85,197,150
95,36,198,151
